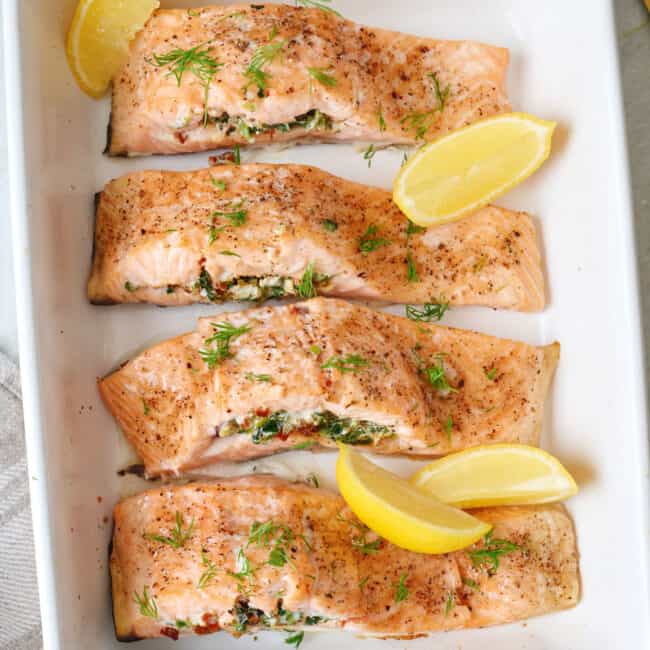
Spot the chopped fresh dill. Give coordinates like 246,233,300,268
245,372,272,383
378,105,386,132
358,575,370,589
463,577,480,591
208,219,225,245
406,252,419,283
485,367,497,381
352,537,382,555
133,586,158,619
422,354,458,393
292,440,316,450
405,300,449,322
309,345,322,355
144,511,194,549
473,255,487,273
285,630,304,648
295,0,342,17
444,592,455,616
362,144,376,168
296,262,317,299
358,224,390,255
210,176,226,190
305,472,320,488
394,573,409,603
142,399,150,416
321,354,370,373
244,38,286,96
234,144,241,164
124,281,136,292
307,66,337,89
321,219,338,232
198,551,219,588
219,250,241,257
406,221,426,238
400,72,450,139
467,530,522,573
199,321,251,368
213,201,248,227
150,43,222,127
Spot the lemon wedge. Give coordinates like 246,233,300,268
336,445,490,554
66,0,160,98
411,444,578,508
393,113,556,226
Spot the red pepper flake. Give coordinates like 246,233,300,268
160,626,179,640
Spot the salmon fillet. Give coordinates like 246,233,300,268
108,4,510,155
111,475,579,641
88,164,544,311
98,298,559,477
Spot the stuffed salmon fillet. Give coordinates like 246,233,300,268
88,164,544,311
111,475,579,641
98,298,559,477
107,4,511,155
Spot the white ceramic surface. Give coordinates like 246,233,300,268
4,0,649,648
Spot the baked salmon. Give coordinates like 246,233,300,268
88,164,544,311
107,4,511,155
98,298,559,477
110,475,579,641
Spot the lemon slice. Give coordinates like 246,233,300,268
336,445,490,554
393,113,556,226
411,444,578,508
66,0,160,98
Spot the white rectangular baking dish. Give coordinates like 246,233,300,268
5,0,650,648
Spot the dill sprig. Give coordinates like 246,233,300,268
285,630,305,648
400,71,450,139
199,321,251,369
406,252,419,283
467,530,522,573
405,300,449,322
358,224,390,255
362,144,376,168
307,66,337,89
378,105,386,132
245,372,272,383
247,520,310,568
394,573,409,602
150,43,222,127
198,550,219,589
321,354,370,373
337,513,383,554
244,38,286,96
295,0,342,17
227,548,256,592
444,592,455,616
296,262,329,299
213,201,248,227
422,353,458,393
133,586,158,619
144,512,194,549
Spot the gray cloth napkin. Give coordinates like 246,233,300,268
0,352,42,649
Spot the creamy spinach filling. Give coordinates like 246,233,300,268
192,269,329,303
219,410,395,446
233,601,328,633
208,109,333,140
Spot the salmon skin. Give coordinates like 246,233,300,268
88,164,544,311
111,475,579,641
98,298,559,477
107,4,510,155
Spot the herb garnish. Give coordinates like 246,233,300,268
321,354,370,373
337,513,383,554
210,176,226,190
219,250,241,257
473,255,487,273
142,399,150,416
358,575,370,589
485,367,497,381
362,144,376,167
309,345,322,355
358,224,390,255
378,105,386,132
199,321,251,368
422,354,458,393
444,592,455,616
467,530,522,573
285,630,304,648
463,577,480,591
233,144,241,164
293,440,316,450
400,71,450,139
321,219,338,232
406,221,426,238
124,281,136,292
307,66,337,89
245,372,272,383
406,252,419,283
133,586,158,619
213,201,248,227
144,511,194,549
150,43,222,127
296,262,318,299
405,300,449,322
198,550,219,588
244,38,286,96
295,0,342,17
247,520,308,568
394,573,409,602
